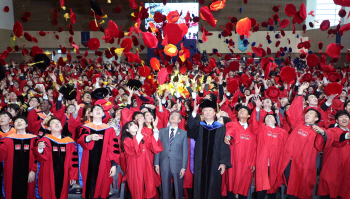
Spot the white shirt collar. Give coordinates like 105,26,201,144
239,121,248,129
169,126,178,137
43,111,51,117
339,126,349,131
93,121,103,125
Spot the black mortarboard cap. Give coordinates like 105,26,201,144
91,88,109,100
59,83,77,100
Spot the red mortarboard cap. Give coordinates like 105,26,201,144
157,68,169,85
115,5,122,13
139,66,151,77
178,23,189,37
334,0,350,6
306,54,319,67
323,65,335,73
284,4,297,17
328,72,341,82
24,32,32,41
0,50,9,59
252,46,266,57
326,43,341,58
210,0,226,11
121,38,132,52
131,35,139,46
227,79,239,93
302,73,313,82
167,11,180,23
67,54,72,62
163,23,183,45
224,54,232,61
280,19,290,28
89,20,100,31
324,82,343,96
164,44,178,57
320,20,330,31
339,9,346,18
246,58,254,66
267,47,271,55
154,12,165,23
299,3,307,20
13,21,23,38
3,6,9,12
229,61,240,71
266,86,280,101
347,50,350,62
39,31,46,36
61,47,67,54
150,57,160,71
87,38,100,50
129,0,138,9
108,20,119,38
280,66,296,83
68,24,74,35
142,32,158,49
31,46,44,56
241,73,252,87
14,45,19,52
199,6,216,28
22,48,29,56
70,9,76,24
318,42,323,50
236,17,251,38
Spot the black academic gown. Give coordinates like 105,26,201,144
187,113,232,199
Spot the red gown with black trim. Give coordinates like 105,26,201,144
78,123,120,199
317,127,350,199
33,134,79,199
274,96,326,199
224,121,256,196
0,133,38,199
123,133,163,199
251,109,288,193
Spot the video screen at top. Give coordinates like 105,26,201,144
145,3,199,40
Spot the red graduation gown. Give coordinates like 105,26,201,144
225,121,256,196
275,96,325,199
317,127,350,198
33,135,79,199
0,134,38,199
78,123,120,199
123,133,163,199
142,127,161,187
251,109,288,193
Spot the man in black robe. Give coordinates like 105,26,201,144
187,99,231,199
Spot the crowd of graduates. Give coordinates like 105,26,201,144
0,55,349,199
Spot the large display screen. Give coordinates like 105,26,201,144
145,3,199,40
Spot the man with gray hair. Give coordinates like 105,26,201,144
154,111,189,199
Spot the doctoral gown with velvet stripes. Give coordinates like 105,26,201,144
0,133,38,199
187,114,231,199
78,123,120,199
33,134,79,199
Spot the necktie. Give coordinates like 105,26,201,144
169,128,174,146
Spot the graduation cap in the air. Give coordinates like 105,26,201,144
126,79,142,90
30,53,50,71
91,88,109,100
90,0,103,16
59,83,77,100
